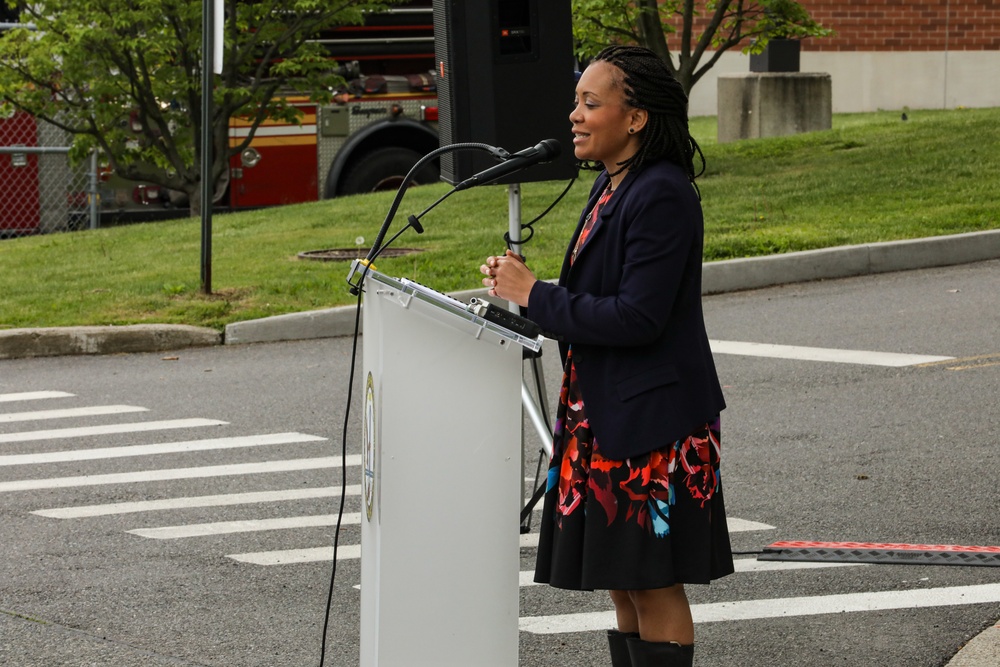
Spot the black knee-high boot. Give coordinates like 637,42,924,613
607,629,639,667
625,636,694,667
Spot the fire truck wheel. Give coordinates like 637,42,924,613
341,147,439,195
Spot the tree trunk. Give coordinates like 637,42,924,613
188,185,202,218
636,0,676,76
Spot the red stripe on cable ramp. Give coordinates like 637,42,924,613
760,541,1000,566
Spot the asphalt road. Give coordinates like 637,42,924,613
1,260,998,667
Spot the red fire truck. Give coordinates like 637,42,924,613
102,3,441,217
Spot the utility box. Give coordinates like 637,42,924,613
717,72,832,143
749,39,801,73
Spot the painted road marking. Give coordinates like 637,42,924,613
0,455,362,493
136,499,540,540
230,544,362,565
518,583,1000,633
356,558,864,592
0,405,148,424
0,432,326,467
0,391,75,403
515,522,772,550
0,418,228,444
34,486,361,519
228,532,544,566
724,557,863,573
722,518,774,532
225,518,775,565
709,340,953,367
129,513,363,539
517,558,863,587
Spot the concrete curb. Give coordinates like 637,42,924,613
701,228,1000,294
2,229,999,358
222,286,493,345
0,324,220,360
226,228,1000,345
946,622,1000,667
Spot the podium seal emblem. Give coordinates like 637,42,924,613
363,372,377,522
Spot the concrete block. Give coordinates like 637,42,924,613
718,73,832,143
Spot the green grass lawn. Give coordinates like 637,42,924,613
1,107,997,331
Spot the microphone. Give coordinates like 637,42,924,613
454,139,561,191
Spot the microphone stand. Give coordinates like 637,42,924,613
506,183,554,533
344,143,555,533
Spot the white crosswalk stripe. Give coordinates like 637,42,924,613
709,340,954,367
519,583,1000,633
0,404,148,423
0,418,228,444
0,391,75,402
0,432,326,466
0,455,361,493
518,558,864,587
222,518,775,566
228,533,546,566
6,386,997,639
130,513,365,539
34,486,360,519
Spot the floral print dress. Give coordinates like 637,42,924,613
533,186,735,591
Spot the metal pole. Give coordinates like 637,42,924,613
200,0,214,294
88,150,99,229
508,184,553,527
507,184,527,510
506,183,523,261
0,146,69,155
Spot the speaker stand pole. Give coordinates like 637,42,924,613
508,184,553,529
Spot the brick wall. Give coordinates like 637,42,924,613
801,0,1000,51
666,0,1000,52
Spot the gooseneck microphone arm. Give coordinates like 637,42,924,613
347,142,504,294
348,138,562,294
454,139,561,191
363,142,506,264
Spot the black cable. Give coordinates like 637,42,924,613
520,482,547,525
520,355,554,532
520,444,548,532
504,176,577,252
365,142,505,264
349,142,508,296
318,286,363,667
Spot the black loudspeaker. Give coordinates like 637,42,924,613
433,0,578,185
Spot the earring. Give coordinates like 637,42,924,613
628,127,635,134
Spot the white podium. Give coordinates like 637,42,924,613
357,265,542,666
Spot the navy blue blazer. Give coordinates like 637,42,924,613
527,159,725,460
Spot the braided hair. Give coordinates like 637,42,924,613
591,45,705,192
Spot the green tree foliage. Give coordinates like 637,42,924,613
0,0,399,213
572,0,831,94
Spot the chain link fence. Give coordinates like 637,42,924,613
1,111,99,237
